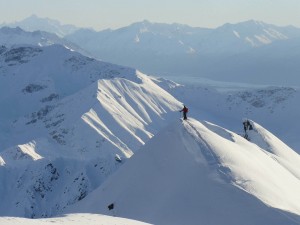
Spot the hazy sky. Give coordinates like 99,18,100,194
1,0,300,30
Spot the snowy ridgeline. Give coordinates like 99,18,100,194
0,26,90,57
67,119,300,225
2,18,300,86
0,42,300,224
0,44,181,218
155,77,300,152
63,19,300,86
1,118,300,225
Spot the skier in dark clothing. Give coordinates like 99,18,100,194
247,120,253,130
243,119,249,139
243,120,248,133
180,105,188,120
243,119,253,139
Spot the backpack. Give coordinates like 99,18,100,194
249,124,253,130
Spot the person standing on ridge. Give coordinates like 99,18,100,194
243,119,248,133
180,105,188,120
242,119,248,139
242,119,253,139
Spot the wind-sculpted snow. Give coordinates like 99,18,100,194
1,38,300,224
165,82,300,151
246,121,300,179
0,44,148,149
0,44,182,218
68,118,300,225
185,119,300,215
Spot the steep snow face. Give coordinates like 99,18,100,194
190,120,300,215
247,121,300,179
0,44,139,149
68,119,300,225
0,44,182,218
160,81,300,151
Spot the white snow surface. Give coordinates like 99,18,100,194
156,79,300,152
0,213,151,225
68,119,300,225
1,39,300,224
0,44,181,218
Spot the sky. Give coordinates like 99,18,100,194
1,0,300,30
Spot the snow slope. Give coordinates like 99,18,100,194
247,121,300,180
0,44,182,218
1,27,300,224
0,213,151,225
156,79,300,152
67,118,300,225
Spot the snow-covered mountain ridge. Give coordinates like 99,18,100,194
0,26,90,57
2,17,300,86
66,19,300,60
159,81,300,151
68,118,300,225
64,20,300,85
0,44,181,217
1,40,300,224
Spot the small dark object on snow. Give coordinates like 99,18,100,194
108,203,114,210
115,154,122,163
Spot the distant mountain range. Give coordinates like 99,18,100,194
2,15,300,86
65,20,300,86
0,26,92,57
1,14,80,37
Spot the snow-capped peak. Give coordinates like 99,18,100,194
2,14,79,37
0,27,90,56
